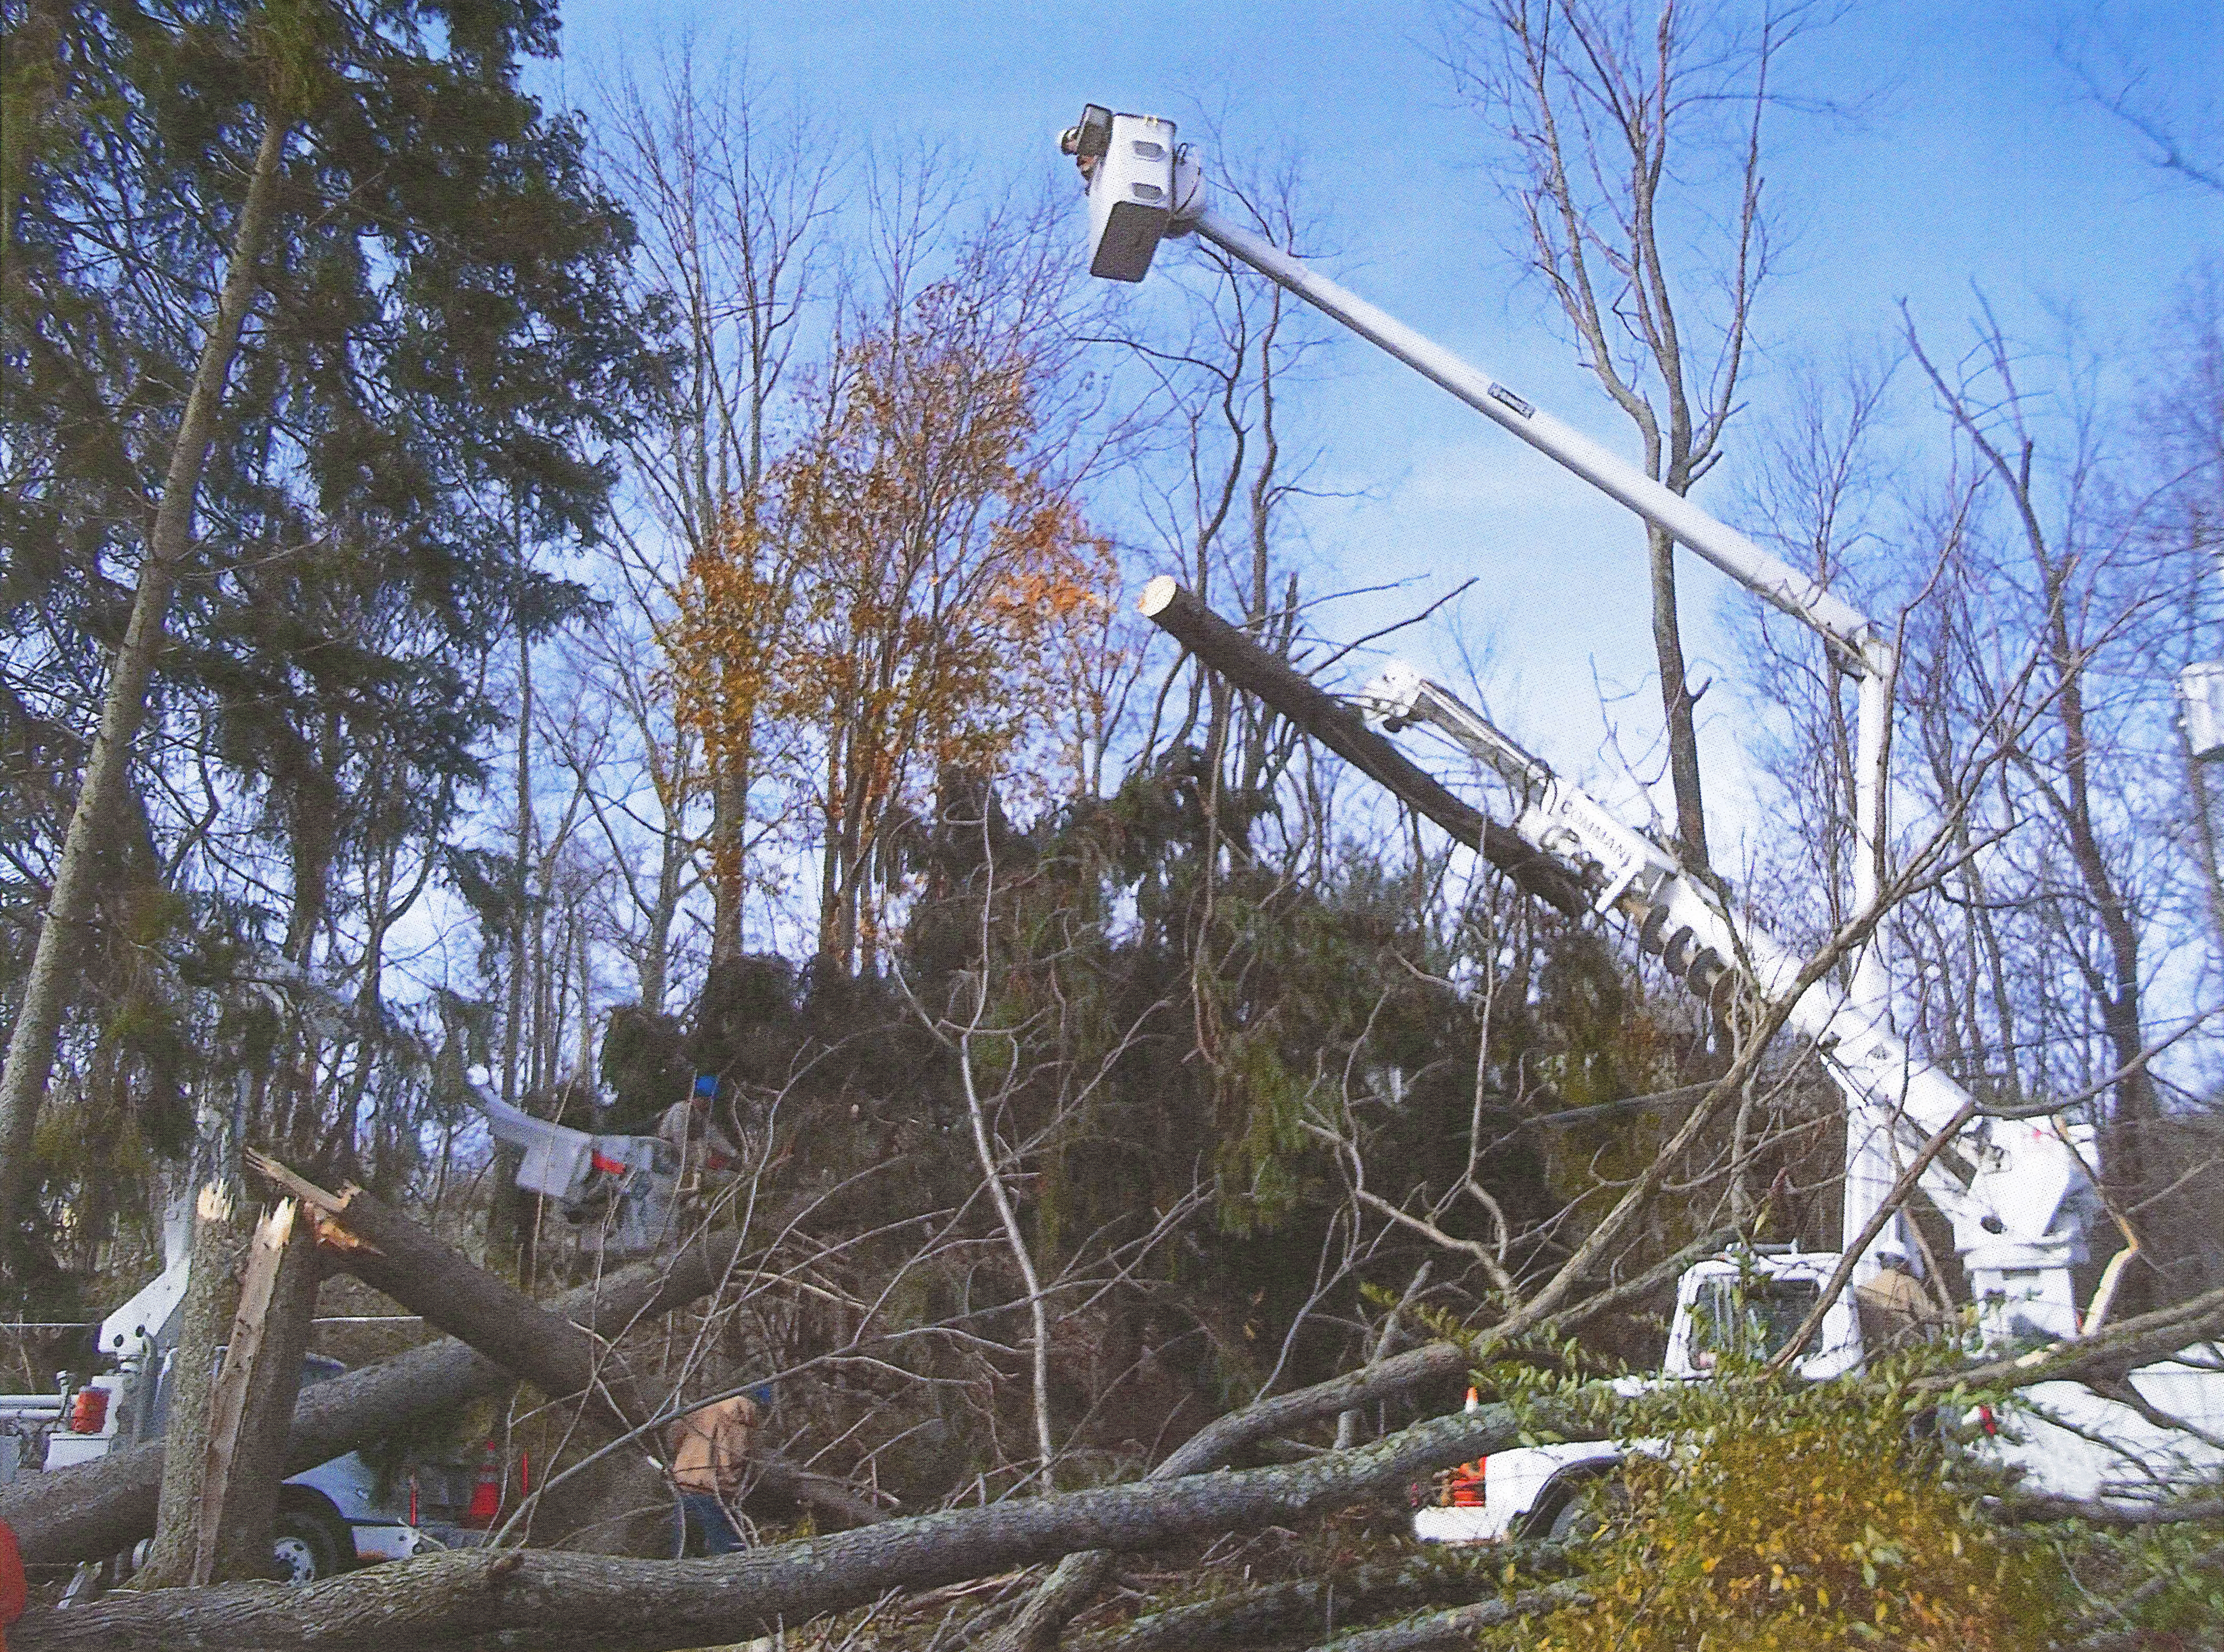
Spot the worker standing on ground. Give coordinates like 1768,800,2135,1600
669,1388,759,1555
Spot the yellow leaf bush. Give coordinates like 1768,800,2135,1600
1518,1374,2065,1650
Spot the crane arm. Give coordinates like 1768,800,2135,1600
1360,663,2098,1340
1187,211,1887,675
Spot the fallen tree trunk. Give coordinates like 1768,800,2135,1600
1993,1493,2224,1528
993,1236,1727,1652
248,1154,889,1531
1068,1557,1495,1652
14,1399,1576,1652
1304,1583,1593,1652
4,1161,902,1567
1921,1281,2224,1394
249,1153,663,1438
990,1341,1471,1652
0,1221,752,1566
1136,576,1587,917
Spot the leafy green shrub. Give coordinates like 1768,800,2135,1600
1512,1369,2066,1650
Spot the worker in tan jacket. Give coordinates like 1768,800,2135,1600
669,1389,759,1555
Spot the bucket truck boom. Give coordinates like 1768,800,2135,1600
1086,106,2224,1537
1356,661,2101,1346
1139,578,2224,1541
1062,104,1916,1288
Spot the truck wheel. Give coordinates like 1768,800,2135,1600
270,1507,350,1584
1530,1471,1628,1543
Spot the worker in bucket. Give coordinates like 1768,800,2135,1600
669,1385,762,1555
659,1073,741,1192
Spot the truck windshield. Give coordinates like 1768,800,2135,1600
1691,1276,1822,1366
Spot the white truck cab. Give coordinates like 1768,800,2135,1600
1415,1250,1865,1545
1415,1249,2224,1545
1663,1252,1862,1382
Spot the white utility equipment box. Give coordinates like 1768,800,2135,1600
2180,661,2224,761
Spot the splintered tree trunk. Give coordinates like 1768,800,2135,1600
0,1221,766,1567
246,1155,889,1530
0,116,288,1243
250,1155,654,1437
206,1202,322,1583
135,1185,246,1589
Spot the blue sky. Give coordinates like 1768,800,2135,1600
543,0,2222,856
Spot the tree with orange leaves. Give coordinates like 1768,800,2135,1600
670,277,1117,971
664,498,800,946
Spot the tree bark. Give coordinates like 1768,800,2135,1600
988,1340,1472,1652
134,1186,245,1589
205,1203,322,1583
185,1201,295,1585
1068,1557,1501,1652
709,754,748,964
12,1401,1571,1652
1646,520,1711,868
0,114,289,1243
1302,1583,1591,1652
1136,577,1587,916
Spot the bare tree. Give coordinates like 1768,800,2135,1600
1439,0,1845,869
594,45,840,963
1900,310,2188,1239
2055,8,2224,196
2146,267,2224,965
551,612,708,1016
1733,301,2221,1302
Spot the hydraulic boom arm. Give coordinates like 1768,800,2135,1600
1359,662,2100,1343
1071,103,1914,1299
1077,104,2108,1344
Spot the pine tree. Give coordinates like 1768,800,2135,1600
0,0,664,1256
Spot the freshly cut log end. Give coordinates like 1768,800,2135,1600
1137,573,1179,617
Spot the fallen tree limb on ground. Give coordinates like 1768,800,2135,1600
1919,1282,2224,1396
1992,1493,2224,1527
1303,1582,1593,1652
0,1185,850,1566
247,1153,891,1531
988,1340,1471,1652
12,1398,1583,1652
992,1231,1726,1652
1067,1556,1507,1652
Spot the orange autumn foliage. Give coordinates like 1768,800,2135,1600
668,280,1118,966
